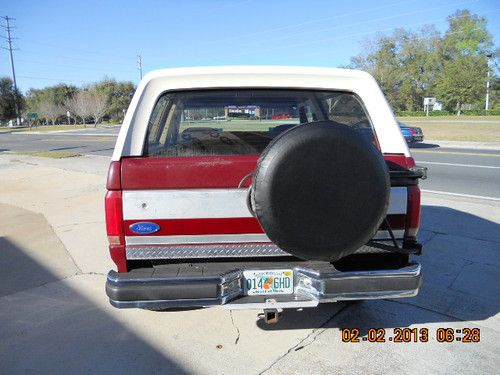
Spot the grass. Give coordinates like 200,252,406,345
12,151,82,158
0,124,103,133
397,116,500,142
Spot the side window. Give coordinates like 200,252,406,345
324,94,369,126
147,96,170,146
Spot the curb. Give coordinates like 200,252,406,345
416,140,500,151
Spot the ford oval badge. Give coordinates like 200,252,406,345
129,222,160,235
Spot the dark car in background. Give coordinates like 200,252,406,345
398,121,424,143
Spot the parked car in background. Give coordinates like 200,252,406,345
398,121,424,143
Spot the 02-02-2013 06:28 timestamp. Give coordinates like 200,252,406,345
342,327,481,343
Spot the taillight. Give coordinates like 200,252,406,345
105,161,127,272
405,185,421,238
106,161,121,190
410,128,415,136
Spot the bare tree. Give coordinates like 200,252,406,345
65,90,93,126
37,100,63,125
64,96,79,125
88,90,108,126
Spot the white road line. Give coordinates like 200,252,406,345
418,161,500,169
14,132,118,136
422,189,500,202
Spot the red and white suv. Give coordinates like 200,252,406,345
105,66,425,316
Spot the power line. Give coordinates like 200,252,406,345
0,15,20,123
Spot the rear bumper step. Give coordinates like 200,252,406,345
106,262,422,310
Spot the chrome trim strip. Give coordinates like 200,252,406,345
125,230,403,247
125,233,271,246
296,262,421,280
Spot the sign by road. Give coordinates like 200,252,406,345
27,112,39,119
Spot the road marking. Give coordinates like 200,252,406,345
418,161,500,169
15,132,118,136
412,150,500,157
422,189,500,201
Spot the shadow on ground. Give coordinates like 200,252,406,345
257,205,500,331
408,142,440,149
0,211,188,374
49,146,86,151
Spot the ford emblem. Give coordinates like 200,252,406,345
129,222,160,235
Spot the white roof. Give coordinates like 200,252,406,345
112,66,409,160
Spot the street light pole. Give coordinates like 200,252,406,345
485,53,492,111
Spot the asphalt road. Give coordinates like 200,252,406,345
1,126,499,199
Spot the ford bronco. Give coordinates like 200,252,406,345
105,66,426,321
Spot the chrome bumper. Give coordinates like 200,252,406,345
106,262,422,310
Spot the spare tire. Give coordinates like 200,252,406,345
251,121,390,262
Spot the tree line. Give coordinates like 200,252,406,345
350,9,499,114
0,9,498,124
0,78,135,126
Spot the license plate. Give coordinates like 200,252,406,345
243,269,294,296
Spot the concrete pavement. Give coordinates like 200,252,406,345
0,154,498,374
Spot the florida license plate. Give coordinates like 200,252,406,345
243,269,294,296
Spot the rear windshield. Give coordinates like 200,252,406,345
144,89,373,157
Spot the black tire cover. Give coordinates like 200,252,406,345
251,121,390,261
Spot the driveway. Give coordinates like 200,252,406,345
0,154,498,374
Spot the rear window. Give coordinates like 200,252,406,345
144,89,373,157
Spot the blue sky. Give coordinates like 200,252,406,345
1,0,499,92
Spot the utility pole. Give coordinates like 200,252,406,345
485,53,492,111
1,16,20,124
137,55,143,81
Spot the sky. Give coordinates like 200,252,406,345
1,0,499,92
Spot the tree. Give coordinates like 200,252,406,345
350,9,495,113
0,77,24,122
434,55,487,115
65,90,93,126
37,100,63,125
91,78,135,122
25,83,77,124
88,89,108,126
441,9,493,58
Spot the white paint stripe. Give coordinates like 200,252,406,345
123,187,407,220
418,161,500,169
123,189,251,219
126,233,271,245
422,189,500,202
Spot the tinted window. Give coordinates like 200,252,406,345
145,89,373,157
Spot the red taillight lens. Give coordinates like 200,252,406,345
105,161,126,272
105,190,124,244
405,185,421,238
106,161,121,190
105,190,127,272
410,128,415,136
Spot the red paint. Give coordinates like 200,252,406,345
405,185,421,238
384,154,415,170
125,217,264,236
106,161,121,190
121,155,258,189
109,245,127,272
